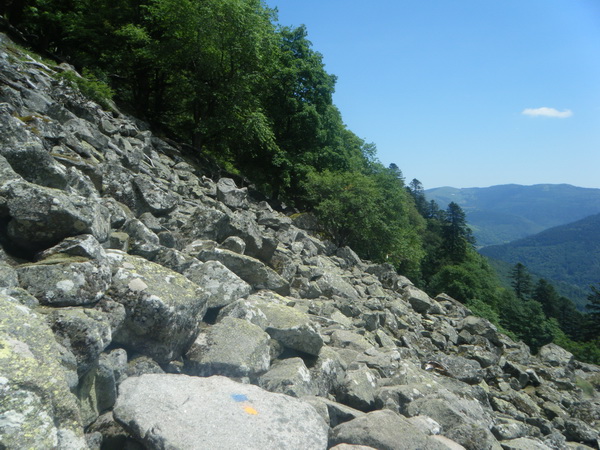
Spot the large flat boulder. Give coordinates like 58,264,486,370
218,292,323,356
194,245,289,294
113,374,329,449
330,409,449,450
106,250,208,363
184,317,270,378
1,179,110,252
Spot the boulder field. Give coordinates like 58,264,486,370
0,33,599,449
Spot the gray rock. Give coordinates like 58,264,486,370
407,415,443,436
310,346,347,397
459,315,503,347
437,354,485,385
77,353,120,427
0,264,19,289
563,418,599,444
406,393,499,450
216,177,248,209
329,444,377,450
225,211,278,262
330,409,448,450
38,234,108,262
337,364,379,411
0,286,38,308
180,206,231,243
1,144,69,189
302,396,365,428
184,317,270,378
259,357,315,397
316,270,359,300
16,256,111,306
126,355,165,377
492,418,530,440
404,285,435,314
499,437,551,449
106,250,208,363
218,292,323,356
2,179,110,252
0,294,86,449
122,218,161,259
113,374,329,449
132,174,179,216
196,246,290,294
183,260,251,309
219,235,247,254
329,329,375,353
537,343,574,368
44,306,113,377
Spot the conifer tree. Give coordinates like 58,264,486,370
585,284,600,338
510,263,531,301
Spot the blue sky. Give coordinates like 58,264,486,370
265,0,600,189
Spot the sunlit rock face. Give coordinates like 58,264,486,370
0,32,598,450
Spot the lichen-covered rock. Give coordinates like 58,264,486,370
329,329,375,353
195,246,290,294
185,317,270,378
336,364,379,411
1,143,69,189
113,374,329,449
2,179,110,252
403,285,435,314
0,294,86,449
183,260,251,309
537,343,575,368
216,177,248,209
258,357,315,397
16,256,111,306
459,315,503,347
132,174,180,216
106,250,208,363
405,390,499,450
44,306,113,377
218,292,323,356
330,409,449,450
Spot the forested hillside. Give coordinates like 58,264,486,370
426,184,600,246
481,213,600,307
3,0,600,362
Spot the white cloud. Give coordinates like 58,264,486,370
521,107,573,118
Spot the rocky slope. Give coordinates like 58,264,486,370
0,33,599,450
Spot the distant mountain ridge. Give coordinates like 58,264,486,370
480,213,600,309
425,184,600,247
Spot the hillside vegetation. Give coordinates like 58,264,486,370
426,184,600,246
4,0,600,361
481,213,600,308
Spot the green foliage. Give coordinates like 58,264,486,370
428,250,500,305
510,263,531,300
302,167,425,277
55,69,114,109
427,184,600,247
480,213,600,304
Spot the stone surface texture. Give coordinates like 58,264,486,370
0,33,598,450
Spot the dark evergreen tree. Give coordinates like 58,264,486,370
407,178,427,215
442,202,474,263
532,279,560,319
584,284,600,339
510,263,531,301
